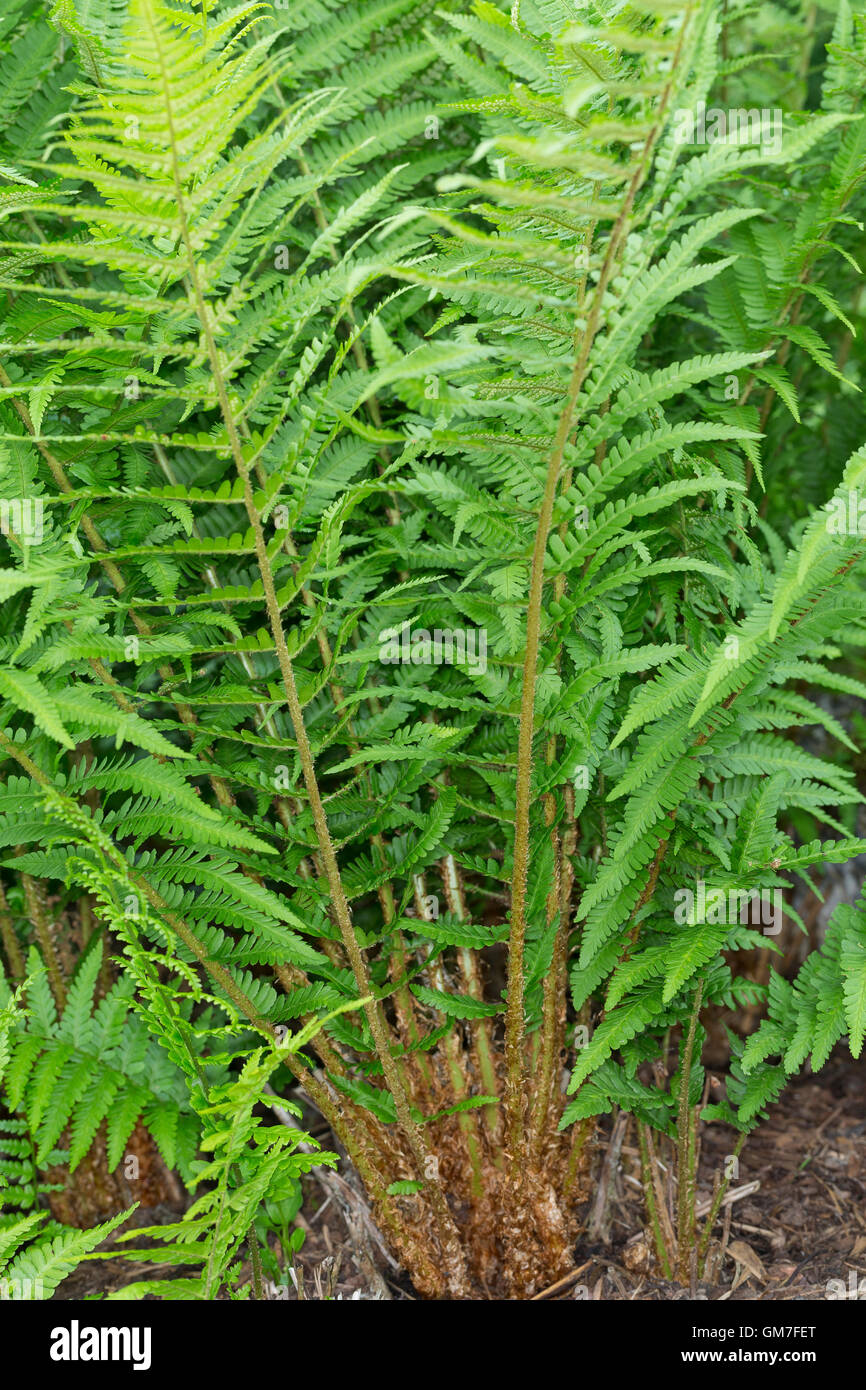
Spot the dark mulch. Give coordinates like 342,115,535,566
557,1053,866,1302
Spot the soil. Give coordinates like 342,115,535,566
589,1052,866,1302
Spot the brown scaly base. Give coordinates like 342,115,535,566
44,1120,184,1229
371,1124,592,1299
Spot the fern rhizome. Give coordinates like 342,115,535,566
0,0,865,1301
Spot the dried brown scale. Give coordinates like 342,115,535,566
44,1121,183,1230
347,1024,591,1297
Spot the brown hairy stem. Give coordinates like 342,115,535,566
505,16,693,1179
0,877,25,980
155,48,468,1284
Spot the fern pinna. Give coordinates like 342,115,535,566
0,0,865,1300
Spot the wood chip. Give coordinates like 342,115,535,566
728,1239,768,1283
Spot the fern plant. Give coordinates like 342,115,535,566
0,972,132,1299
0,0,865,1301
